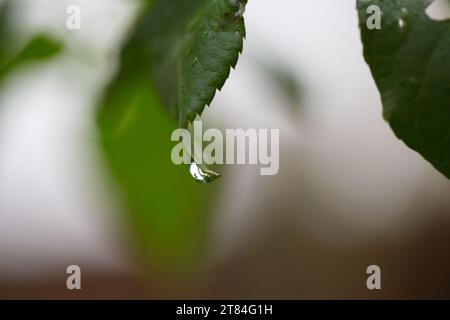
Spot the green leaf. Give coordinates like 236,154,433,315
123,0,247,127
357,0,450,178
98,70,215,276
0,2,62,85
0,35,62,80
97,0,240,275
177,0,247,127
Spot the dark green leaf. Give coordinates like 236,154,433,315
123,0,247,127
357,0,450,178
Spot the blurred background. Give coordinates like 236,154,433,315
0,0,450,299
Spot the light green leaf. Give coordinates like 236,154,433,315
357,0,450,178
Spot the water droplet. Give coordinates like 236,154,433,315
189,162,221,183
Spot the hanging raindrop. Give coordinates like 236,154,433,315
185,116,221,183
189,162,221,183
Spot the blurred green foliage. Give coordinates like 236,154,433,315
0,2,62,86
97,0,228,276
98,72,214,275
260,60,302,111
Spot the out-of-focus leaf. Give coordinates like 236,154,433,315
0,2,62,85
260,60,302,110
0,35,62,81
96,0,248,276
97,49,213,277
125,0,247,127
357,0,450,178
98,1,221,271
